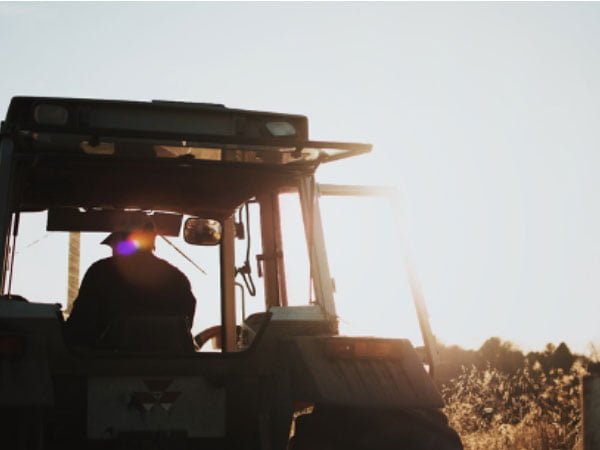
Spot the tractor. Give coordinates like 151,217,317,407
0,97,462,449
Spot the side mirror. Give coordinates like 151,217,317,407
183,218,222,246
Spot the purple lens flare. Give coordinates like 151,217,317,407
116,240,138,256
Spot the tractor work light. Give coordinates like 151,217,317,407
265,121,296,137
33,104,69,126
324,339,401,360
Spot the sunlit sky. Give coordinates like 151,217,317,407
1,2,599,354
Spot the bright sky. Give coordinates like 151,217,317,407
1,2,599,354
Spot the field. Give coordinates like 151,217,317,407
442,362,586,450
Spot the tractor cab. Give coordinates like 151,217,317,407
0,97,461,450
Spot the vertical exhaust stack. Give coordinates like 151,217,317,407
66,232,80,314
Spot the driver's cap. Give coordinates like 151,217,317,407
100,231,130,247
100,219,157,250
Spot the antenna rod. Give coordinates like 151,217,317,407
160,235,207,275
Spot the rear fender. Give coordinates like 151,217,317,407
287,336,444,409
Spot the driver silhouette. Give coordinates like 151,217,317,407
64,222,197,348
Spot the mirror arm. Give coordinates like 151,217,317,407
159,235,207,275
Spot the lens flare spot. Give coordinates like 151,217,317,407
116,240,138,256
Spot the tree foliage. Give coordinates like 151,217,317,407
436,338,580,385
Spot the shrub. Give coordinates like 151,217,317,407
442,362,585,450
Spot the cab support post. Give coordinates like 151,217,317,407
258,193,284,309
0,137,15,295
298,176,337,320
220,216,237,351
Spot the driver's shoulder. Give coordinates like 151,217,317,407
86,257,118,275
151,256,190,281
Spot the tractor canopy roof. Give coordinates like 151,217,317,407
1,97,371,224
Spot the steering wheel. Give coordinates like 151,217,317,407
194,325,223,350
194,325,244,350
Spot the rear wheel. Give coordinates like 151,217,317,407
290,407,462,450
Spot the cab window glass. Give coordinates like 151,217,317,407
279,193,311,306
10,211,220,337
319,195,423,345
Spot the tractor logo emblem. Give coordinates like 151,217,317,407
131,379,181,412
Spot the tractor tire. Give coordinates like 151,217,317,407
290,407,462,450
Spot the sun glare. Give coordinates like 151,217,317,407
116,240,138,256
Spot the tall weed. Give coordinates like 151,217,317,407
442,362,585,450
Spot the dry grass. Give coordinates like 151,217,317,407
442,362,585,450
